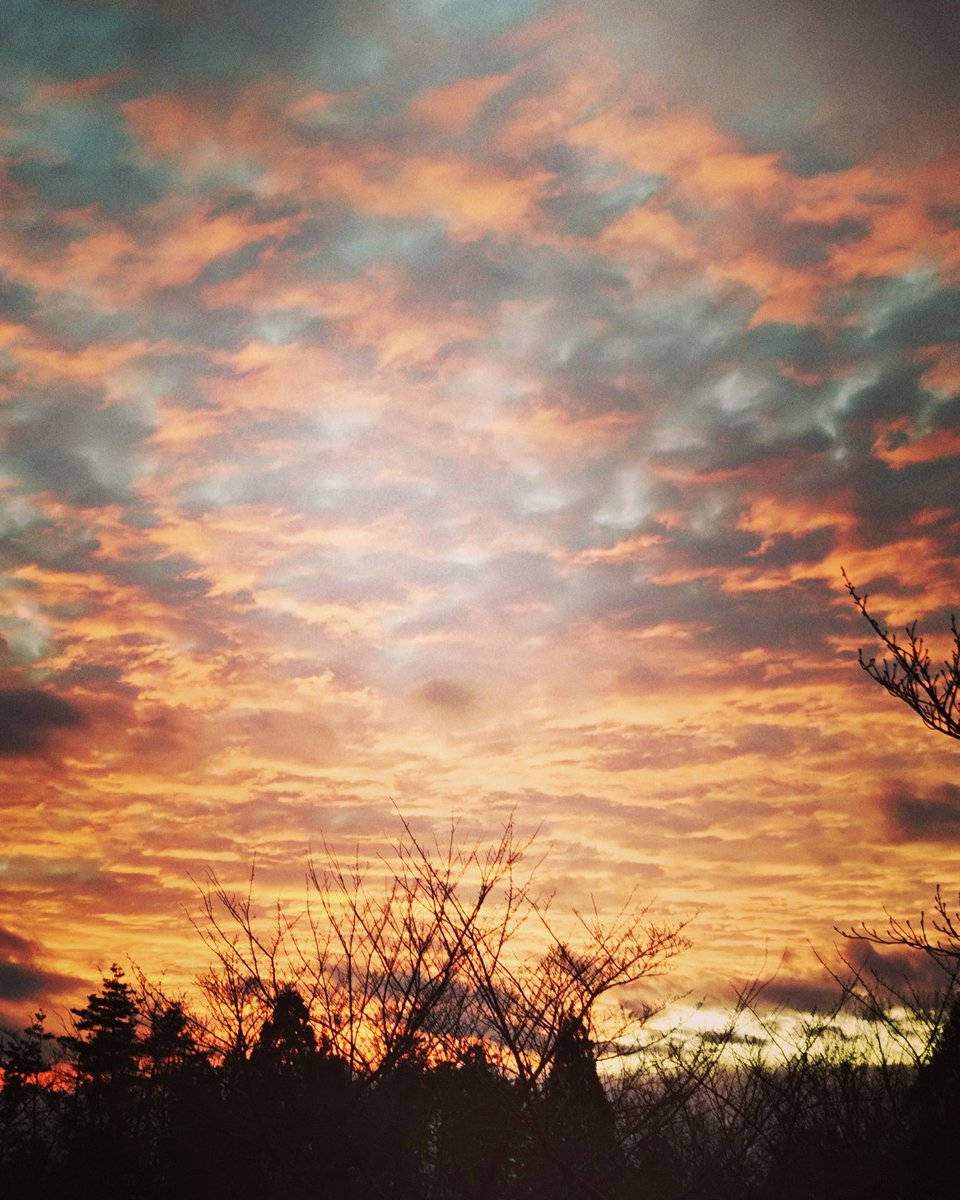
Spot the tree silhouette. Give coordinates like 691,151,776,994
194,820,689,1091
227,984,356,1199
191,820,689,1198
1,1010,54,1100
135,994,224,1200
5,908,960,1199
424,1047,518,1200
140,995,212,1093
62,964,140,1093
0,1012,57,1191
248,984,316,1075
53,965,143,1194
534,1010,623,1199
844,570,960,741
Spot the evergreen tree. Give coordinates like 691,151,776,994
234,985,354,1199
142,998,210,1086
536,1011,623,1200
248,984,316,1077
1,1010,55,1096
426,1045,519,1200
141,997,224,1200
0,1011,58,1191
54,965,143,1195
62,963,140,1091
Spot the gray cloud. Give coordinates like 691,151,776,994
0,0,134,83
1,387,152,509
734,724,797,759
0,959,61,1002
881,781,960,843
0,276,38,322
840,938,954,998
0,689,83,757
0,514,101,574
195,237,276,287
11,147,165,216
878,286,960,348
749,976,844,1016
603,0,960,164
0,925,81,1005
150,286,256,351
414,678,475,712
129,350,237,410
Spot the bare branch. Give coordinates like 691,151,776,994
191,817,689,1097
843,568,960,742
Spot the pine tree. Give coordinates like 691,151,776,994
537,1011,623,1200
249,985,317,1077
61,964,140,1093
1,1011,55,1095
1,1010,57,1177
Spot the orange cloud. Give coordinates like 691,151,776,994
123,85,270,170
362,153,550,238
738,496,854,538
921,346,960,395
872,422,960,469
600,204,697,261
569,107,756,189
15,340,155,387
411,73,512,134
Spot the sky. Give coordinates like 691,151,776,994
2,0,960,1033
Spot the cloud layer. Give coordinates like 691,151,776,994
1,0,959,1021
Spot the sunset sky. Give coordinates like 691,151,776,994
2,0,960,1032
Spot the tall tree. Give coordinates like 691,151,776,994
62,964,140,1092
536,1010,623,1200
0,1011,58,1187
55,965,143,1195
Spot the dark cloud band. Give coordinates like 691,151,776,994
0,689,83,757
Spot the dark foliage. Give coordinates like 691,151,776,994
2,959,956,1200
3,824,960,1198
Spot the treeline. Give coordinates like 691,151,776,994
3,960,959,1200
3,825,960,1199
1,969,629,1200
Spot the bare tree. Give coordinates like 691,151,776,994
192,818,690,1086
190,860,308,1065
841,570,960,1065
839,885,960,973
615,973,909,1200
843,569,960,741
186,819,691,1199
457,892,688,1088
